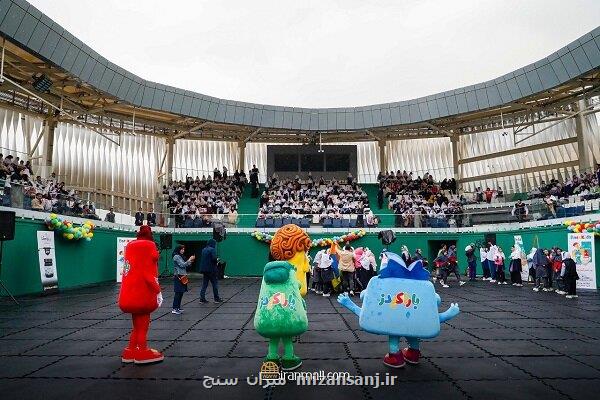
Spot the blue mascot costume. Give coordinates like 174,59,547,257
338,250,460,368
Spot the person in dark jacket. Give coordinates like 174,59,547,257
199,239,222,303
147,209,157,226
105,207,116,223
465,244,477,282
134,208,144,226
532,248,548,292
561,252,579,298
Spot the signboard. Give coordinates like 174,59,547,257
37,231,58,293
116,237,135,282
514,235,523,248
568,233,597,290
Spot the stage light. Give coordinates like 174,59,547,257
32,74,53,93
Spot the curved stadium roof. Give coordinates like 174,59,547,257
0,0,599,141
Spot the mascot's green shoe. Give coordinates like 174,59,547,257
281,355,302,371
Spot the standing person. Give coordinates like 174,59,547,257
199,239,223,303
377,186,384,209
543,249,554,292
532,248,548,292
509,246,523,286
134,208,144,226
561,252,579,299
353,247,366,292
147,209,157,226
465,244,477,282
435,251,449,288
552,248,565,294
495,247,507,285
316,247,334,297
447,245,464,286
487,242,498,283
545,249,555,291
400,245,411,264
172,245,195,314
480,245,491,280
312,248,326,294
527,247,537,283
432,244,447,282
338,244,355,295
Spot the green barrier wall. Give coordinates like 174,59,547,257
1,218,599,296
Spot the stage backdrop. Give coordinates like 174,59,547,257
568,233,597,289
266,144,357,181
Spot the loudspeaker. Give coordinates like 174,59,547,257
484,233,496,245
0,210,15,241
213,223,226,242
159,233,172,250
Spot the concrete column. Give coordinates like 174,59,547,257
378,140,387,174
575,99,590,172
239,141,246,173
41,118,56,179
451,135,460,183
165,137,174,184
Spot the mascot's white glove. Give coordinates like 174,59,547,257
157,292,163,307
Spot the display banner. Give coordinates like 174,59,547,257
117,237,135,282
568,233,597,290
37,231,58,293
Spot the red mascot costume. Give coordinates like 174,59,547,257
118,225,164,364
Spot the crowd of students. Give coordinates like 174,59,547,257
308,244,378,297
257,174,372,223
528,166,600,200
301,240,580,300
164,171,245,228
473,242,579,298
1,153,97,219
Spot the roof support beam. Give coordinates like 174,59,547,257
460,160,579,183
459,136,579,165
243,128,262,143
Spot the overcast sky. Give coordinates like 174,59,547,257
28,0,600,108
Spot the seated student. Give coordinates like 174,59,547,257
31,193,44,211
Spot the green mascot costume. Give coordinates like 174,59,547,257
254,224,311,371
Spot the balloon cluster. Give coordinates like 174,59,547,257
310,229,366,247
45,213,95,241
251,229,366,247
251,231,274,243
564,219,600,235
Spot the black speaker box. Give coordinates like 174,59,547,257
0,210,16,241
159,233,172,250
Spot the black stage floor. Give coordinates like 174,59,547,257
1,277,600,399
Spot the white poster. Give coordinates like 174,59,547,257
568,233,597,290
514,235,523,248
37,231,58,293
117,237,135,282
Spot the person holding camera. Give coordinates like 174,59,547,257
172,245,195,314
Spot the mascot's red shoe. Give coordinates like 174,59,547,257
134,348,164,364
121,347,136,363
383,352,405,368
118,225,163,365
402,348,421,365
